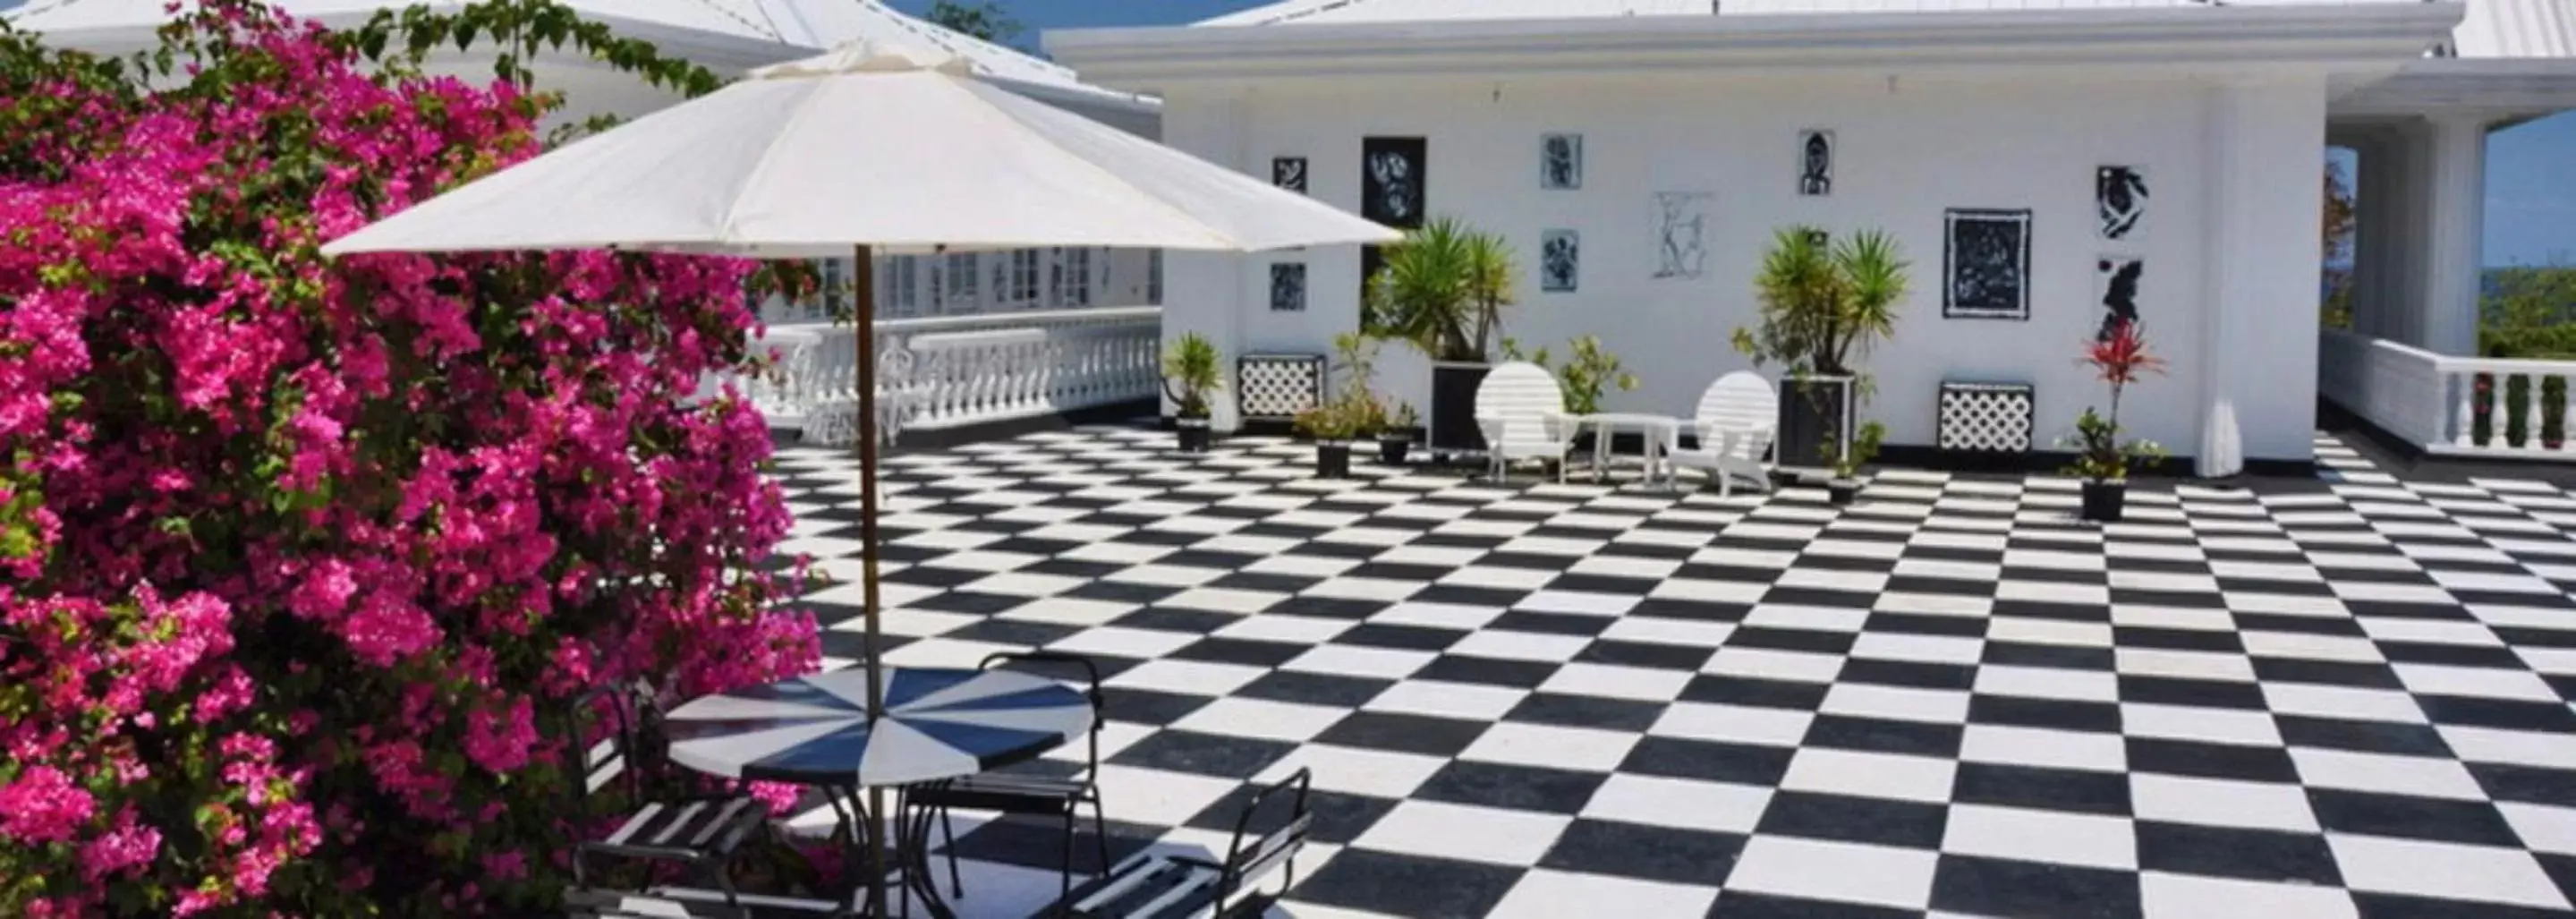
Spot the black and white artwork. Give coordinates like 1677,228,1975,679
1799,130,1833,196
1804,228,1830,250
2096,256,2142,339
1541,133,1583,190
1361,137,1427,228
1270,262,1307,312
1272,157,1308,193
1541,230,1579,293
1652,191,1713,280
2097,166,2147,241
1943,208,2031,319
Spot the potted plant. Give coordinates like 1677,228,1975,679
1824,421,1885,506
1294,399,1363,479
1367,217,1516,463
1161,331,1223,453
2063,319,2168,523
1379,402,1419,464
1731,227,1909,476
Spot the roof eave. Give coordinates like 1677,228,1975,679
1047,4,2468,85
2334,57,2576,120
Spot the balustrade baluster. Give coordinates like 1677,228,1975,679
2453,370,2477,448
2524,372,2546,451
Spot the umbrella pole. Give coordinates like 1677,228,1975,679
851,243,889,917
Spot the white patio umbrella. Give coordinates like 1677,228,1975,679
324,38,1399,916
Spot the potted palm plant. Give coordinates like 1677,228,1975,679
1732,226,1908,479
1367,217,1515,464
1379,402,1419,464
2064,319,2167,522
1824,421,1885,506
1161,332,1222,453
1295,398,1363,479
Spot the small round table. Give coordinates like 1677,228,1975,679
664,667,1094,917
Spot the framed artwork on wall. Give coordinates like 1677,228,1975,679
1361,137,1427,228
1541,133,1583,190
1273,157,1309,193
1270,262,1307,312
1943,208,2032,319
2097,166,2147,241
1541,230,1579,293
1799,130,1834,197
2096,256,2142,339
1652,191,1713,280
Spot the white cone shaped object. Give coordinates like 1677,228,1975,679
322,39,1399,258
2198,398,2244,479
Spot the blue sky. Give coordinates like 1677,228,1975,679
899,0,2576,268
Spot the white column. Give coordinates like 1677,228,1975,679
2419,115,2490,357
2201,77,2328,466
1158,94,1250,431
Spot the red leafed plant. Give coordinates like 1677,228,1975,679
2063,319,2169,481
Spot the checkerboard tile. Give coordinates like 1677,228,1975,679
770,425,2576,918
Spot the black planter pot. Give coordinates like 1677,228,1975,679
1826,478,1861,506
1176,416,1211,453
2080,480,2127,523
1430,362,1492,462
1316,441,1354,479
1377,435,1411,465
1778,375,1856,472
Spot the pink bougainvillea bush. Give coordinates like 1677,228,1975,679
0,2,820,915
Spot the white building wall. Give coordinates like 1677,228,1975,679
1159,72,2330,459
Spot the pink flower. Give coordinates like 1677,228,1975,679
0,767,97,845
79,812,163,881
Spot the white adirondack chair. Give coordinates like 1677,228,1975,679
1474,362,1574,482
1666,371,1779,497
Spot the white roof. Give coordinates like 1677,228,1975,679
2452,0,2576,57
4,0,1148,106
1198,0,2572,60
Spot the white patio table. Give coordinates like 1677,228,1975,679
1571,413,1679,489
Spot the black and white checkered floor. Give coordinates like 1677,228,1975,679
769,426,2576,918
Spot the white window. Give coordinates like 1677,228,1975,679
815,259,846,321
888,256,920,317
1056,248,1092,308
1006,249,1041,307
944,252,979,312
1147,250,1163,305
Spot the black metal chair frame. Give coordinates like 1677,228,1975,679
903,651,1109,910
1046,768,1314,919
564,679,775,908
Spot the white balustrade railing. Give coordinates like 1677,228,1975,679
723,305,1161,447
2319,328,2576,460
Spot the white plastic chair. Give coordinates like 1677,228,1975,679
1665,371,1779,497
1474,362,1574,482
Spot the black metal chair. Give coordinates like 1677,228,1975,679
563,680,773,903
563,885,844,919
1044,769,1314,918
903,651,1110,908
